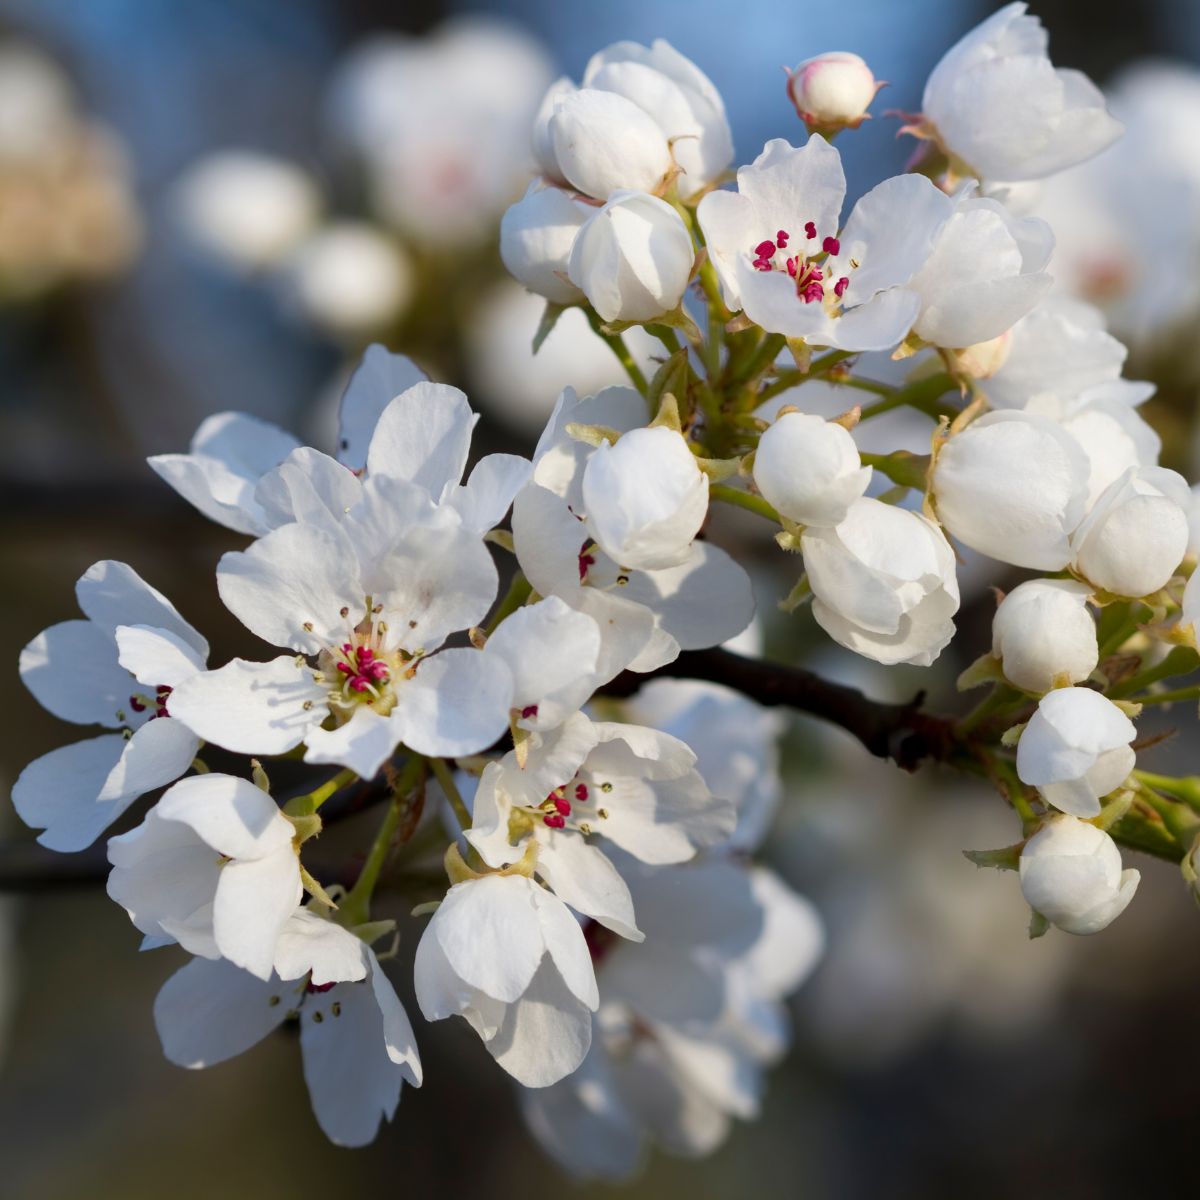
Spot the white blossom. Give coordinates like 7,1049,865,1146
787,52,877,132
801,497,959,666
14,561,207,851
107,774,302,979
1019,814,1140,934
1070,466,1190,597
920,2,1121,184
698,137,954,350
931,410,1091,569
413,873,598,1087
567,190,694,323
155,909,420,1146
752,410,870,527
284,222,413,340
500,183,591,305
992,579,1097,695
1016,687,1136,817
907,190,1053,348
581,426,708,570
172,150,321,271
514,386,754,676
467,713,735,938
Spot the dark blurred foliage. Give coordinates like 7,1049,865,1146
2,2,1200,1198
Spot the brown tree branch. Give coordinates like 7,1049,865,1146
604,647,961,772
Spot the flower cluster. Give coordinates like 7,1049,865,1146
15,5,1200,1178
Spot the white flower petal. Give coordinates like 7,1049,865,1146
115,625,207,690
535,835,642,943
75,560,208,658
20,620,129,727
98,716,200,803
303,704,400,780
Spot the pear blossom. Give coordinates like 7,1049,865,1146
326,17,555,244
801,497,959,666
567,190,694,323
623,678,785,852
1070,466,1190,597
172,150,321,270
521,860,822,1177
152,350,530,542
463,283,658,435
992,579,1098,695
413,872,599,1086
467,713,735,938
168,491,511,778
480,596,603,735
1019,814,1140,935
919,2,1121,184
787,52,877,133
698,137,954,350
580,426,708,570
578,39,733,200
752,411,871,527
500,183,591,305
1016,687,1136,817
1055,384,1161,508
535,39,732,202
156,909,420,1146
13,561,207,852
514,386,754,676
107,773,302,979
284,221,413,340
931,410,1090,569
906,190,1053,348
982,297,1130,412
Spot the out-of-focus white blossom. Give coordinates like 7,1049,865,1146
919,2,1121,184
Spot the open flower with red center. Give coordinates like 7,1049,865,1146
167,479,515,779
466,712,736,941
13,560,208,851
698,135,955,351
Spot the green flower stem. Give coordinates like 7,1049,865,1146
1130,684,1200,707
585,309,648,394
1108,648,1199,698
858,373,957,422
647,324,682,354
1133,770,1200,813
710,483,780,523
429,756,473,832
340,754,427,925
859,451,930,490
284,767,357,817
486,571,532,634
731,332,787,387
957,685,1023,735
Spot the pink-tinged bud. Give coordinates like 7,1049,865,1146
787,51,878,133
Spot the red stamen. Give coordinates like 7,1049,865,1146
129,695,146,713
306,979,337,994
554,797,572,816
543,814,566,829
823,236,840,255
520,704,539,720
575,783,589,802
786,257,798,278
835,276,850,297
776,229,790,247
754,239,776,258
804,221,817,239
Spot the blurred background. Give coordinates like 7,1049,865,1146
3,1,1200,1196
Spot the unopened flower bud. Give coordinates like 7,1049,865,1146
1070,465,1190,598
567,190,694,323
581,426,708,570
931,410,1090,570
1019,814,1140,935
500,184,591,305
992,579,1097,695
787,51,877,132
548,88,672,201
1016,687,1136,817
753,411,871,527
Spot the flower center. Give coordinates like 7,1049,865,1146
522,775,614,835
306,604,412,720
750,224,851,306
128,684,172,721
